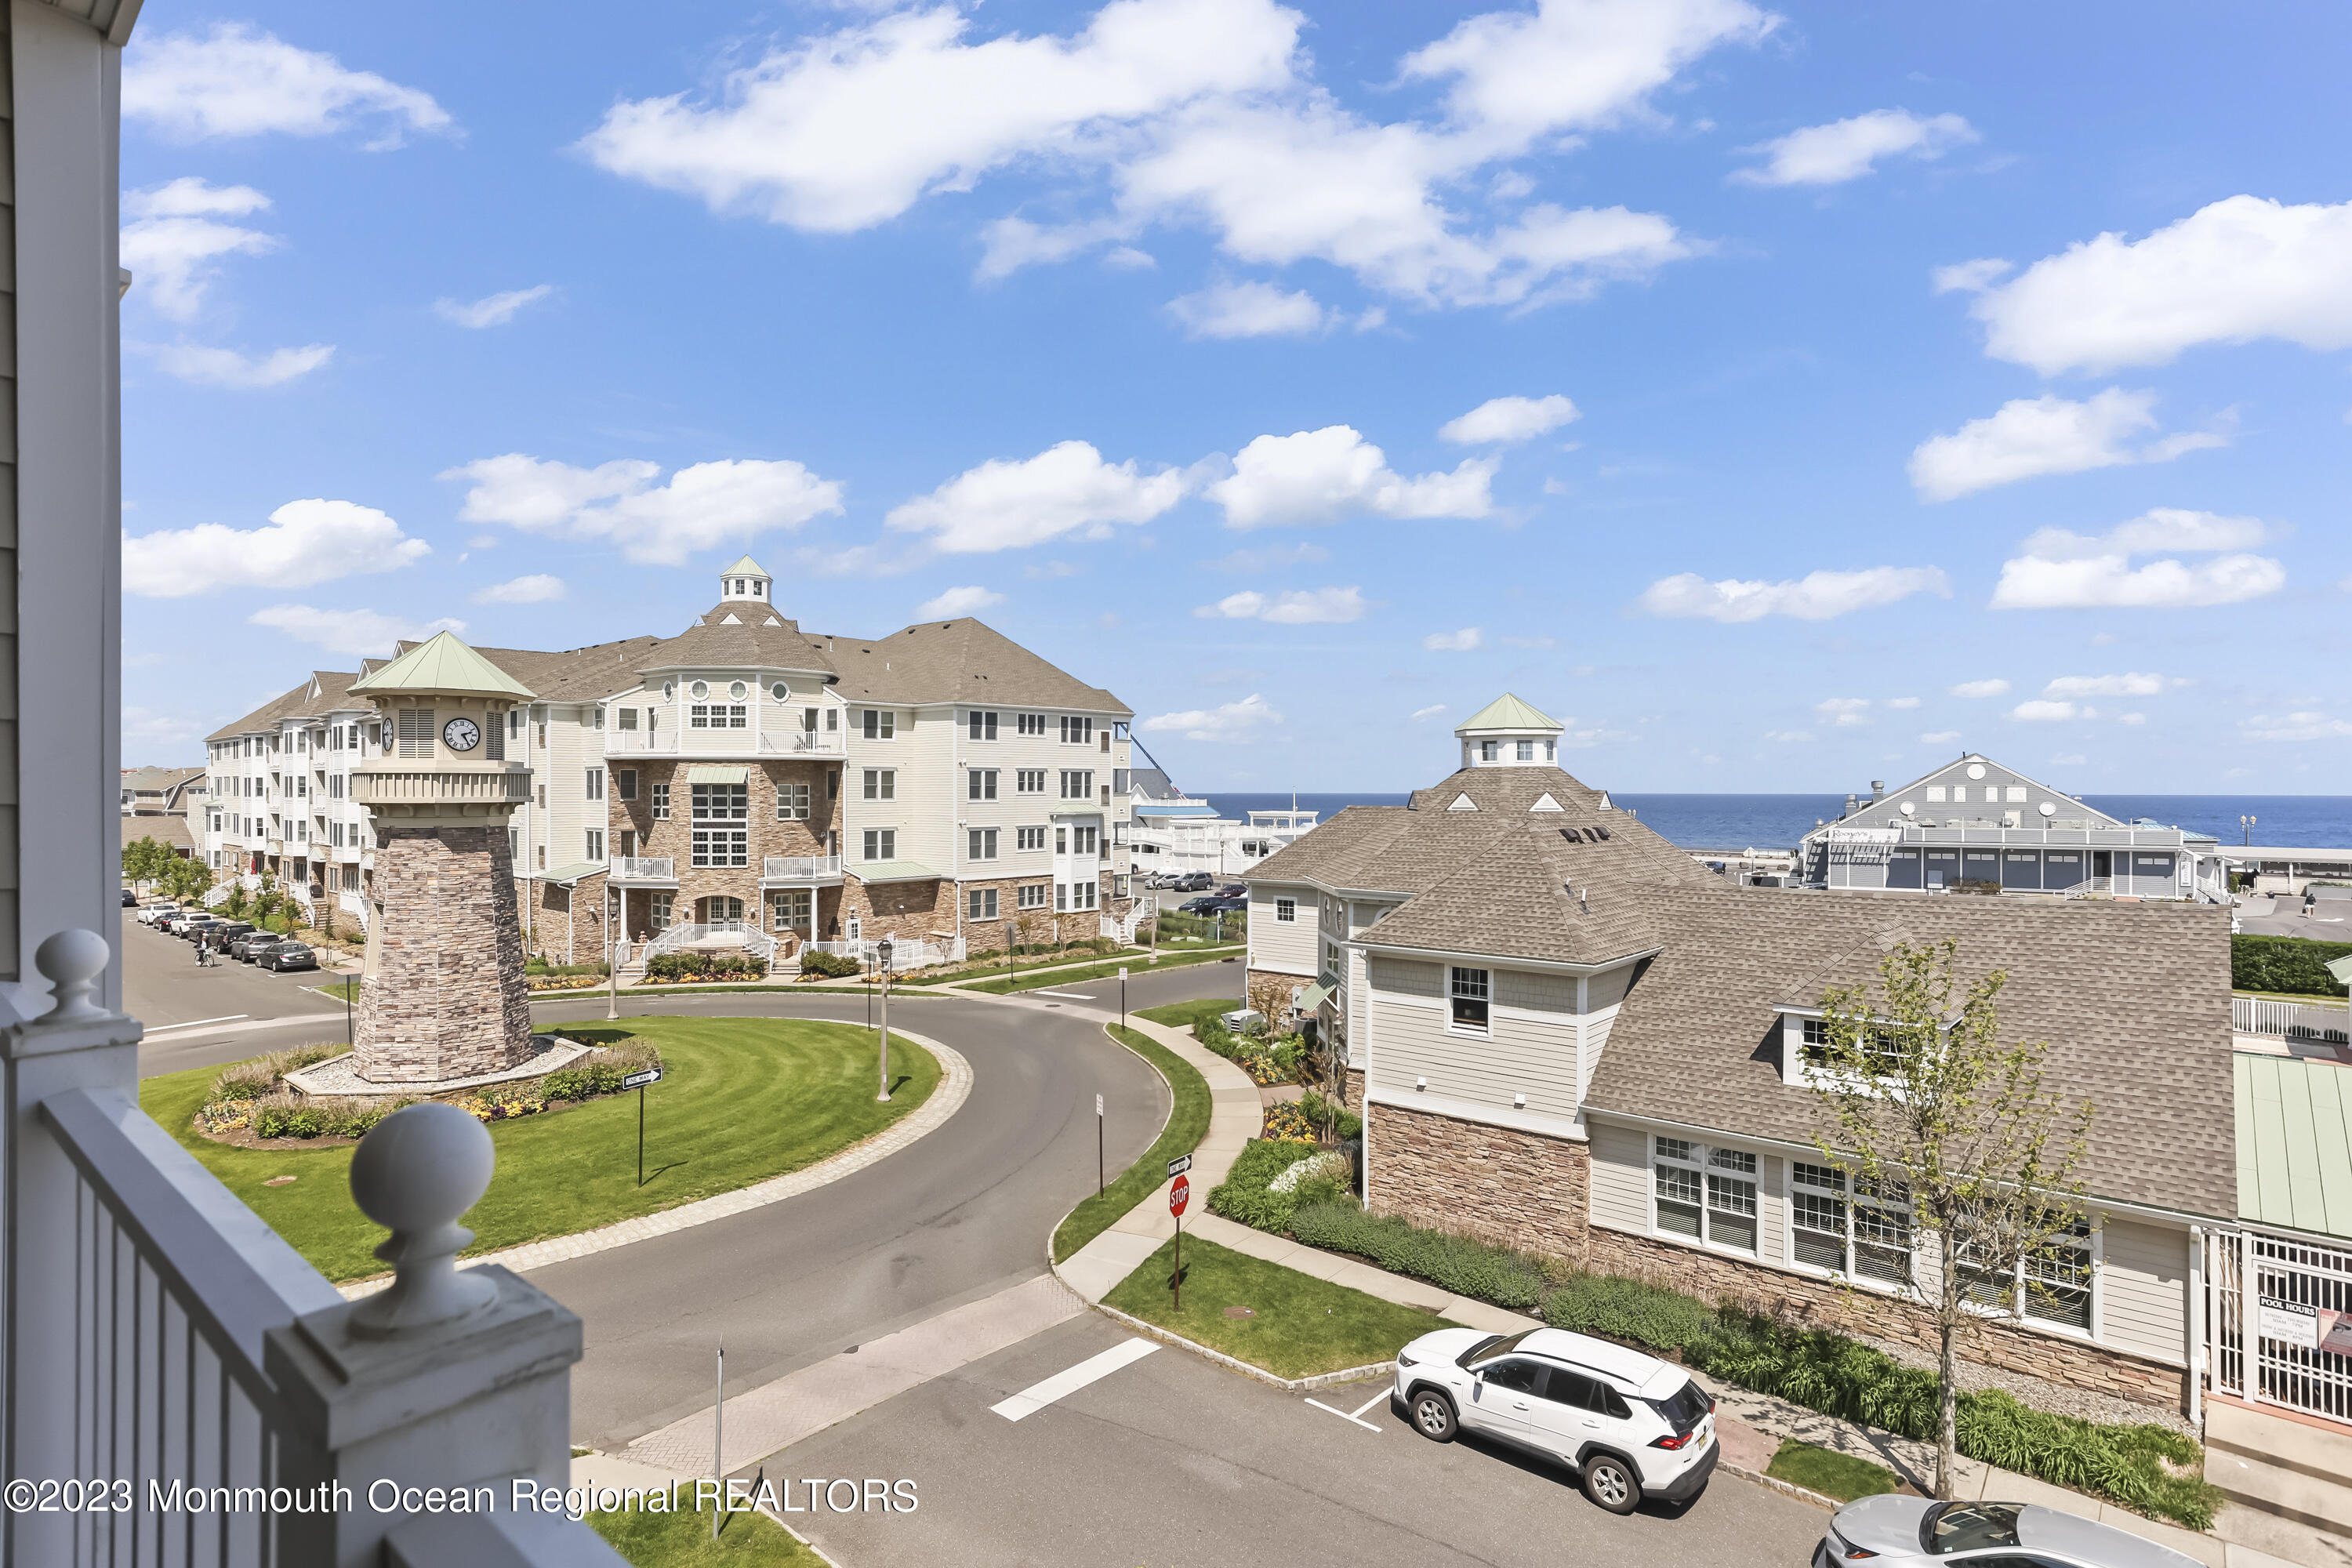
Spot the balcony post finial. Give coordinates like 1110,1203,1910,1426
34,927,112,1023
347,1102,498,1338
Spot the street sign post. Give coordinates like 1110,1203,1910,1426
1096,1092,1105,1195
1120,966,1128,1036
624,1065,662,1186
1169,1171,1191,1311
1166,1152,1191,1179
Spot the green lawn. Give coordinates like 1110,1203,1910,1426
900,944,1132,986
1137,998,1235,1033
140,1016,940,1283
589,1502,822,1565
1052,1025,1212,1262
1103,1233,1456,1381
955,947,1241,996
1766,1439,1900,1502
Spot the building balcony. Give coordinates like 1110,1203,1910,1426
762,855,844,884
612,855,678,885
605,724,845,759
1824,822,2191,849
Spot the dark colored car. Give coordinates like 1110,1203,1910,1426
259,942,316,972
1214,884,1247,898
175,913,223,939
1171,872,1214,891
230,931,286,962
1197,897,1247,915
120,887,137,907
207,921,257,948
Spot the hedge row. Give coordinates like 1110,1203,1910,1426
1275,1200,2223,1530
2233,934,2352,997
539,1041,663,1103
1204,1139,1351,1233
800,949,862,978
646,952,767,982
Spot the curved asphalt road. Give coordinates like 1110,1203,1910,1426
529,957,1247,1450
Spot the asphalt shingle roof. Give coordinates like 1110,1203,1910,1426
813,618,1129,714
1588,886,2235,1218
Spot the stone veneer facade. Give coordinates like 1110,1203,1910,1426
356,825,535,1081
1369,1100,2185,1413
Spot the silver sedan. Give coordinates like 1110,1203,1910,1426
1818,1498,2204,1567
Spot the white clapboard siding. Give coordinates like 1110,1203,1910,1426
2099,1216,2187,1364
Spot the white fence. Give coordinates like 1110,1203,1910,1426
1100,903,1149,943
2212,1228,2352,1425
641,921,779,965
762,855,842,879
2234,994,2350,1043
338,890,370,931
612,856,674,880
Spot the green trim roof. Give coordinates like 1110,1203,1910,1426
1455,692,1563,733
349,632,536,699
2237,1051,2352,1241
721,554,767,577
850,859,942,884
685,764,748,784
541,861,604,884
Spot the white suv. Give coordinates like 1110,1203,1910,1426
1392,1326,1718,1514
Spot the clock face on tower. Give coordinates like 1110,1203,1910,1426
443,717,481,753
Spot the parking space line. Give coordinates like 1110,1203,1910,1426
1027,990,1095,1001
144,1014,249,1036
989,1338,1157,1422
1304,1395,1385,1434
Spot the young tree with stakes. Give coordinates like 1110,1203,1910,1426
1805,937,2093,1501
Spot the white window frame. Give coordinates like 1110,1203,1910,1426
862,709,896,741
968,827,998,861
1016,882,1048,910
586,829,605,862
862,828,897,861
689,783,750,869
776,780,811,821
967,710,998,741
1446,966,1490,1035
1650,1138,1762,1258
586,768,604,801
967,887,999,920
1016,826,1046,851
1274,897,1296,923
1016,769,1046,795
651,782,670,821
863,768,896,801
968,768,998,801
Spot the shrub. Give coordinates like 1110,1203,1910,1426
645,951,768,983
1206,1139,1344,1232
2234,934,2352,997
800,949,863,978
1540,1271,1719,1355
1260,1102,1316,1142
1297,1089,1362,1142
248,1093,405,1140
538,1040,661,1102
1287,1203,1548,1309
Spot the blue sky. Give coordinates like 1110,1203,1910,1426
118,0,2352,794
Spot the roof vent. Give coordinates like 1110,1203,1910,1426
1529,792,1564,813
1446,793,1478,811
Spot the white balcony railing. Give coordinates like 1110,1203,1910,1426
612,855,677,881
605,713,844,758
763,855,844,880
2,931,622,1565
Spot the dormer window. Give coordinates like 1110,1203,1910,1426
1515,740,1534,761
1479,739,1498,762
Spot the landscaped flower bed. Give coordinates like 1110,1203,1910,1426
644,952,768,984
193,1040,665,1142
1190,1018,1303,1086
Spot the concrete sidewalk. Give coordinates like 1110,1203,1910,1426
1051,1013,1263,1302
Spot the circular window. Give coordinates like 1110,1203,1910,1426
1965,763,1987,779
1900,801,1916,816
662,681,676,701
771,681,789,701
690,680,710,700
729,681,749,701
2038,800,2057,817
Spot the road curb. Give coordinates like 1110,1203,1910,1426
1720,1461,1838,1512
1090,1301,1393,1393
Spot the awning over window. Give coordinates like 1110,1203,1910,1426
852,860,942,884
686,765,748,784
541,861,603,885
1298,982,1333,1013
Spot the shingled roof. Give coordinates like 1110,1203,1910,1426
813,619,1129,714
205,670,369,742
1588,886,2235,1218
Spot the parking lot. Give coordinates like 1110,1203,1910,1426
769,1312,1827,1568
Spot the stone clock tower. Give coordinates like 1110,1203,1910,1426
347,632,539,1084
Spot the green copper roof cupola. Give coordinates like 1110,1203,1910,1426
348,630,535,699
719,555,773,604
1455,692,1564,769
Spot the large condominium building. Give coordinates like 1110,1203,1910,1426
201,558,1135,964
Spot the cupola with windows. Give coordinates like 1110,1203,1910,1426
717,555,773,604
1454,692,1564,768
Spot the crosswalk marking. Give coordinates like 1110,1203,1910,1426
1304,1388,1389,1432
1029,989,1095,1001
990,1338,1158,1422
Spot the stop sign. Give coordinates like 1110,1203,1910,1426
1169,1174,1191,1218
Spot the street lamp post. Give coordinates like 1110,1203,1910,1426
2241,814,2256,848
606,885,620,1022
876,937,894,1102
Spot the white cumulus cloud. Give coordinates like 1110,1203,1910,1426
2042,673,2169,699
1990,508,2285,610
1955,194,2352,375
1732,109,1976,187
579,0,1753,314
445,453,844,567
1817,698,1871,727
1138,692,1283,742
2010,699,2086,722
1192,586,1370,624
471,574,567,605
1439,394,1580,444
1907,389,2227,502
142,343,335,389
1165,280,1327,339
887,441,1187,552
2242,713,2352,742
249,605,465,659
1636,565,1949,622
1411,703,1449,720
1208,426,1493,528
125,499,430,598
914,585,1007,619
1885,696,1922,710
125,24,452,146
1919,730,1962,744
119,179,278,319
435,285,555,329
1947,678,2009,699
1423,626,1483,651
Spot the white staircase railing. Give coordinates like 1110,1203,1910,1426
338,889,370,931
763,855,843,879
640,921,779,966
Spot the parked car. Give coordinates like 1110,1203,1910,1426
1170,872,1214,891
1817,1497,2205,1567
120,887,138,907
137,902,180,927
1178,896,1246,917
206,921,256,948
230,932,286,963
259,942,317,972
176,913,225,940
1175,896,1224,915
1145,870,1187,889
1393,1326,1718,1515
1214,883,1247,898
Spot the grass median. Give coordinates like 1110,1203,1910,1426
1051,1024,1210,1263
1137,998,1234,1033
1102,1234,1457,1381
1765,1439,1900,1503
956,946,1242,996
588,1501,822,1565
140,1015,940,1283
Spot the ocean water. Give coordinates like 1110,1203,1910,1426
1202,791,2352,851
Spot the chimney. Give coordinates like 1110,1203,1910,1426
1845,793,1859,815
1871,780,1886,797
